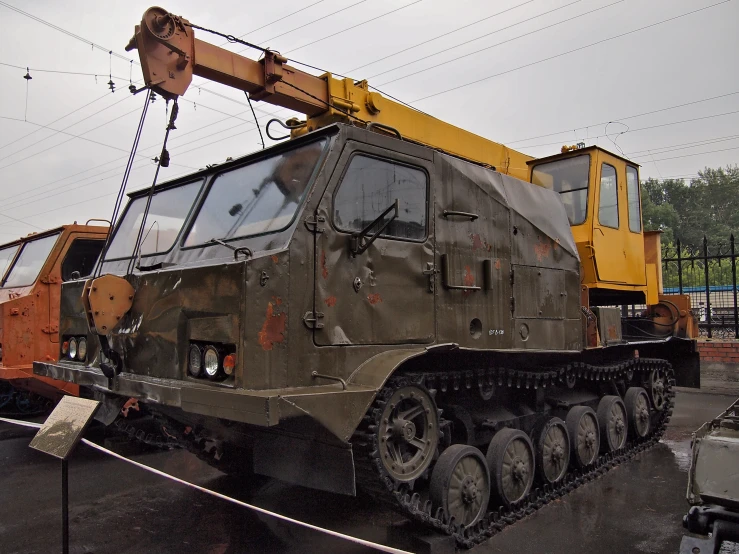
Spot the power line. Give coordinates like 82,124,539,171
285,0,425,54
517,109,739,150
508,91,739,145
410,0,734,103
0,1,136,63
625,134,739,157
371,0,594,83
344,0,536,74
639,146,739,164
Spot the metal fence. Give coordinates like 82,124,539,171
662,235,738,339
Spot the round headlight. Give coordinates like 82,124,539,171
77,338,87,361
203,346,220,377
188,344,202,377
68,338,77,360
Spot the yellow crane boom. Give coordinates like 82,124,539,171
125,6,533,179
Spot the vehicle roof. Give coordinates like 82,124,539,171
527,145,640,167
0,223,109,250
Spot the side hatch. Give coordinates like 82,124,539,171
313,139,435,345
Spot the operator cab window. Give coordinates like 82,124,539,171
598,163,619,229
626,166,641,233
333,155,427,241
2,233,60,288
61,239,106,281
531,155,589,225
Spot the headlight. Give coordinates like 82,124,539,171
62,341,69,356
68,338,77,360
223,354,236,376
203,346,220,378
77,338,87,361
188,344,202,377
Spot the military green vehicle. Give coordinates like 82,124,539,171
34,122,700,545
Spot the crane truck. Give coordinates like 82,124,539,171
34,8,700,545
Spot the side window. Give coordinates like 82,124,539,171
61,239,106,281
333,155,427,241
626,166,642,233
598,163,619,229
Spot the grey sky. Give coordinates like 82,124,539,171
0,0,737,241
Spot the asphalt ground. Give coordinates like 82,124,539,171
0,390,736,554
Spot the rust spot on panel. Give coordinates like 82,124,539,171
494,258,501,270
607,324,618,340
470,233,484,251
271,255,279,263
325,296,337,307
534,238,551,262
463,265,475,287
258,301,286,351
320,250,328,279
272,296,283,306
367,293,382,305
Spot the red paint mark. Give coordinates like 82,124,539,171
494,258,501,270
367,293,383,305
120,398,140,418
271,255,279,263
463,265,475,287
258,301,286,351
534,238,552,262
470,233,484,251
320,250,328,279
272,296,283,306
325,296,337,307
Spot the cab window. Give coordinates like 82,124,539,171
61,239,106,281
0,244,19,281
626,166,641,233
333,155,427,241
598,163,619,229
531,155,589,225
2,234,60,288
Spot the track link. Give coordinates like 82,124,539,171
353,357,675,548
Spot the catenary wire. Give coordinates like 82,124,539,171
409,0,734,103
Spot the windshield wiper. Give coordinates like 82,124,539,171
209,238,253,261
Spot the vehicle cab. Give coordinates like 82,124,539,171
528,146,659,306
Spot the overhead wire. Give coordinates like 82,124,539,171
409,0,734,103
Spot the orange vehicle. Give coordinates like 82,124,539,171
0,223,108,414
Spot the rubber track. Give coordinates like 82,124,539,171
352,357,675,548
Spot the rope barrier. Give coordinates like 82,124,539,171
0,416,411,554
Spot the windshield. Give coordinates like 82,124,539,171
104,180,202,260
531,155,590,225
3,234,59,288
184,139,326,247
0,244,19,280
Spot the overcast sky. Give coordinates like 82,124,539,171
0,0,737,241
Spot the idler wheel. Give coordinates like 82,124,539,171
597,395,628,452
566,406,600,468
430,444,490,527
486,428,535,506
377,385,439,482
534,417,570,485
624,387,651,439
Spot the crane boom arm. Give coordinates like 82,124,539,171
126,7,533,178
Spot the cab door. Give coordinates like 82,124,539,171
592,152,646,285
313,140,435,345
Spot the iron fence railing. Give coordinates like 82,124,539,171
662,235,738,339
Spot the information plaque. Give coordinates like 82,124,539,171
29,396,99,460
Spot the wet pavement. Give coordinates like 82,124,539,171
0,390,736,554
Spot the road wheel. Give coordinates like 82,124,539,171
534,417,570,485
566,406,600,468
377,384,439,482
624,387,651,438
486,428,535,506
597,396,628,452
430,444,490,527
647,368,667,411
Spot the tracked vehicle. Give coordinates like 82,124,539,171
0,224,107,415
34,8,700,544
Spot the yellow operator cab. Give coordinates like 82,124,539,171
528,145,658,307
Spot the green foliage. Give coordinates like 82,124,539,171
641,165,739,249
